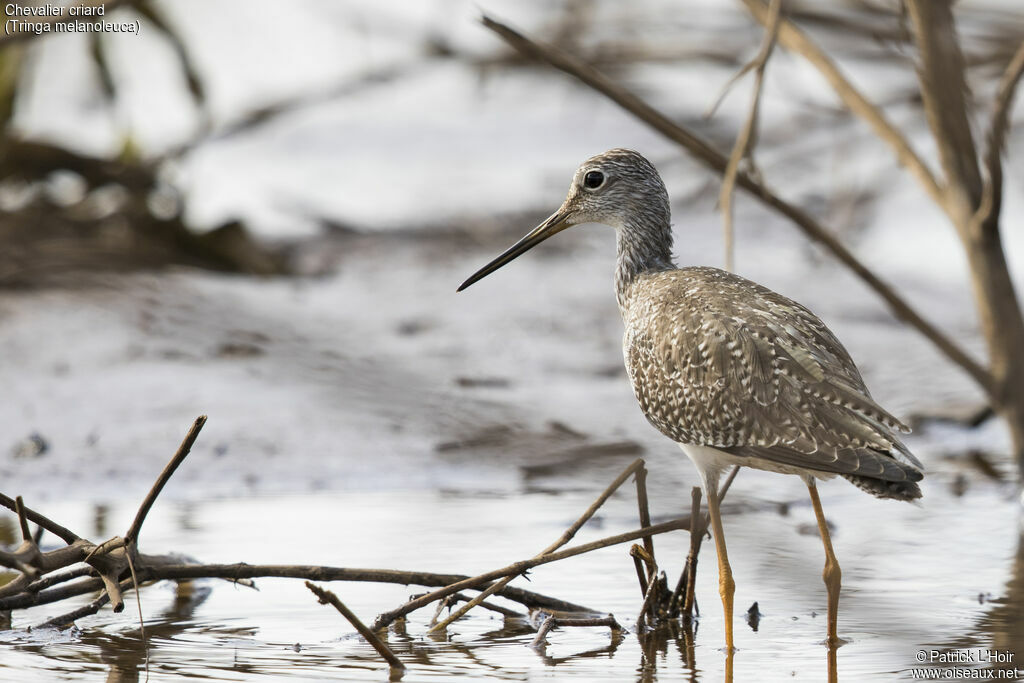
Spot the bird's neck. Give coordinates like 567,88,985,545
614,217,675,312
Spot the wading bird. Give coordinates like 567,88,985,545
457,149,923,651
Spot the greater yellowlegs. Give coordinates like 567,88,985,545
457,149,923,650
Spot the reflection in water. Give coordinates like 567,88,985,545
3,483,1021,681
0,517,16,546
93,504,109,538
532,623,626,668
80,580,217,682
632,610,842,683
639,621,700,682
953,529,1024,677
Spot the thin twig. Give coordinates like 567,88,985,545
14,496,31,542
905,0,983,214
633,463,656,574
427,458,647,632
90,555,126,614
25,566,96,593
125,552,149,678
125,416,207,546
531,612,620,649
974,40,1024,232
0,541,92,596
672,466,739,620
739,0,946,211
719,466,741,503
629,464,656,624
0,493,79,544
83,536,125,563
541,458,647,555
549,615,621,629
479,13,995,397
631,544,649,609
429,594,454,627
705,61,758,121
306,582,405,671
421,591,522,620
373,517,690,631
636,562,661,631
531,614,556,648
680,487,705,619
35,576,133,629
629,544,658,627
719,0,781,272
0,562,596,614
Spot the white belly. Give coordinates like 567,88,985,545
679,443,836,489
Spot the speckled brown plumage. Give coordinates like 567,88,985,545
621,266,922,500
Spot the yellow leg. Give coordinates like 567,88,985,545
806,478,842,645
705,477,735,653
827,639,839,683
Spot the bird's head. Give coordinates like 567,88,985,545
457,148,670,292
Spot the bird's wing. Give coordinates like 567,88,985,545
624,268,922,478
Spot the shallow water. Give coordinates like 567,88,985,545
0,229,1021,682
3,464,1023,682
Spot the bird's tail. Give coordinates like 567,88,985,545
842,472,921,501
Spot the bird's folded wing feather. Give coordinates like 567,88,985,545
625,268,922,479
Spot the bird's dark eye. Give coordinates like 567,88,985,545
583,170,605,189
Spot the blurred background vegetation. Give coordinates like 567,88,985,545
2,0,1022,469
1,1,1018,282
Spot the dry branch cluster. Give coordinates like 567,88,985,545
0,417,728,674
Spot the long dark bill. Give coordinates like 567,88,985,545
457,209,571,292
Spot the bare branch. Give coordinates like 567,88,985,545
427,458,647,632
974,40,1024,232
306,582,405,671
0,493,79,545
674,487,705,620
0,561,594,614
530,612,620,649
372,517,690,631
125,552,149,677
83,536,125,563
632,462,656,570
0,541,92,596
739,0,946,211
629,464,657,618
25,566,96,593
636,565,663,631
424,591,523,619
125,416,207,546
905,0,983,219
2,418,206,618
479,14,996,398
35,576,133,629
531,614,556,648
905,2,1024,438
720,0,782,271
14,496,31,542
89,552,127,613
